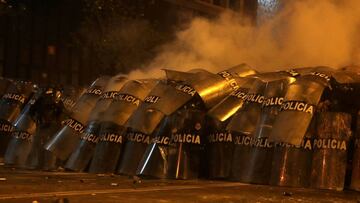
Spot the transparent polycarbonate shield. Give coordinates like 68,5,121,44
145,80,195,116
44,76,110,160
270,120,315,188
135,115,173,179
36,86,83,170
118,79,197,176
311,112,352,190
331,70,360,84
89,79,157,173
85,74,128,123
229,78,294,184
116,128,155,176
165,105,206,179
4,87,60,167
60,86,86,113
136,97,206,180
207,78,255,122
117,85,175,176
125,79,196,135
269,75,329,145
187,65,254,109
255,78,294,139
0,80,35,157
0,81,35,124
205,117,233,179
101,79,158,126
65,75,128,171
226,79,266,135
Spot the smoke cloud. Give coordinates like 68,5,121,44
128,0,360,79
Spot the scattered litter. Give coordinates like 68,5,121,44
57,180,63,183
97,174,105,177
54,197,69,203
283,191,293,197
110,183,118,186
133,176,142,184
0,177,6,181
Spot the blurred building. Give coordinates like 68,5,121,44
0,0,260,86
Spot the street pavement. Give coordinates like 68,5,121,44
0,166,359,203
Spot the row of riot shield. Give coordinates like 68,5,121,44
0,65,359,192
206,66,360,191
0,78,86,170
0,79,34,158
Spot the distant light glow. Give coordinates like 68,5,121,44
257,0,280,23
258,0,280,13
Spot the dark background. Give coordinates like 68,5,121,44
0,0,258,86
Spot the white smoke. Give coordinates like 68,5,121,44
128,0,360,79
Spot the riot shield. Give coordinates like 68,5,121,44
207,78,255,122
4,87,62,167
89,79,157,173
135,114,173,179
311,112,352,191
204,78,255,179
270,118,315,188
123,66,256,177
230,77,294,184
44,76,110,160
38,86,85,171
187,64,256,109
268,69,337,188
228,78,267,182
133,66,256,179
65,74,128,171
0,80,35,158
269,71,333,145
116,81,171,176
136,97,206,179
205,117,233,179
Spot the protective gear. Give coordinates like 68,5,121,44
268,68,328,187
269,67,360,188
310,113,352,191
269,68,334,145
88,79,157,173
136,96,206,179
4,87,62,167
270,128,314,188
205,78,255,179
117,80,175,176
39,86,85,171
118,69,208,176
44,76,110,160
205,117,233,179
65,74,128,171
0,80,35,157
228,72,296,183
134,65,256,179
